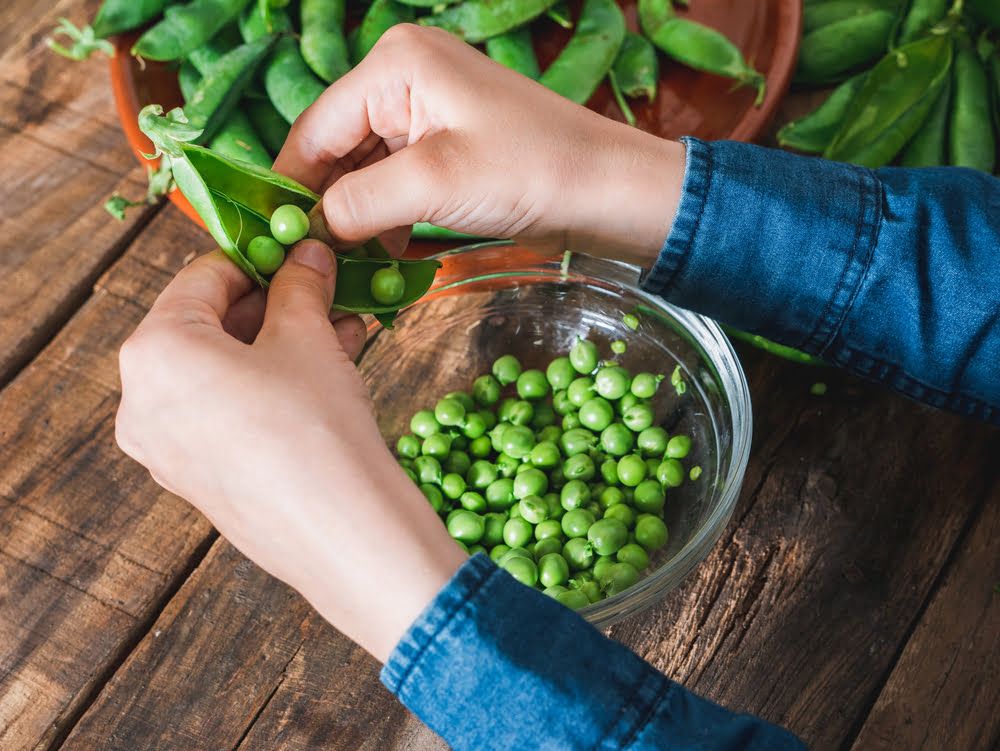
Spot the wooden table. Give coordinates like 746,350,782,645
1,2,998,749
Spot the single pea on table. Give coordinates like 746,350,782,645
393,335,700,610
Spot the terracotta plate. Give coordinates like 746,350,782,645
110,0,801,230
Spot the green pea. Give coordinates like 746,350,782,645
567,376,595,406
447,509,485,543
599,486,626,509
398,457,414,470
622,312,640,330
500,425,535,459
467,459,498,489
461,412,487,440
562,413,582,431
472,374,502,405
478,409,497,430
534,537,564,560
247,235,286,275
689,465,703,481
645,457,661,476
538,552,571,588
455,490,485,514
574,579,602,603
530,402,556,430
269,204,309,245
569,338,599,374
537,425,563,444
502,554,538,587
616,392,642,416
469,435,492,458
423,432,453,459
623,403,655,432
492,354,522,385
635,515,669,552
599,458,620,485
599,561,639,595
543,584,568,598
485,478,516,511
562,508,596,538
549,465,567,490
532,518,560,541
634,428,666,458
584,501,602,518
489,423,509,453
633,479,665,514
563,537,595,570
592,555,616,581
434,397,465,427
556,588,590,610
370,266,406,305
552,390,575,416
516,495,547,524
560,428,596,456
420,483,443,512
559,479,590,511
563,453,596,481
600,423,635,456
444,450,471,476
410,409,440,438
617,454,647,487
666,434,692,459
441,473,467,500
482,512,507,547
587,518,629,556
616,542,649,571
396,434,420,459
503,517,534,548
610,340,626,354
402,467,417,483
578,397,615,431
546,357,576,390
516,369,549,400
495,453,520,478
656,458,685,487
507,400,535,426
630,372,662,399
529,441,561,469
594,366,631,400
414,455,442,484
603,503,635,529
513,468,548,499
489,543,511,563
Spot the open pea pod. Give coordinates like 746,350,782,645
138,105,440,323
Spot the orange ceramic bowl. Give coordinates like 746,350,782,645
109,1,801,233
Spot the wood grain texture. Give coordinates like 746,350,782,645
0,0,160,386
850,491,1000,751
0,209,215,751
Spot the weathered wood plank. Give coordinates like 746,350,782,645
850,492,1000,751
0,0,160,386
608,356,1000,749
0,208,216,751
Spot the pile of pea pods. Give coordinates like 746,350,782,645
394,335,700,610
781,0,1000,172
51,0,764,237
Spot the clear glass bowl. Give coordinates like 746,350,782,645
358,242,752,628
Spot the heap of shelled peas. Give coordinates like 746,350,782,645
393,333,700,610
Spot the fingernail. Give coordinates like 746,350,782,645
290,240,335,275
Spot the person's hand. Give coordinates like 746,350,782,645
275,24,685,265
115,243,466,662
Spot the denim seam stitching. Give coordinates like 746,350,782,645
800,165,876,353
394,563,502,697
656,138,713,299
616,673,673,750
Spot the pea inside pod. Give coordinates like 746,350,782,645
138,105,441,320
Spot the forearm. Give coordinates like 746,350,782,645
383,554,804,751
642,138,1000,423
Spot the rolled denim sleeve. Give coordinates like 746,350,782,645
644,137,1000,424
382,554,804,750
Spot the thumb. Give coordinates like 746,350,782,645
318,133,463,245
260,240,337,337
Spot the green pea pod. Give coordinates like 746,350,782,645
486,28,541,79
178,60,201,101
899,73,951,166
804,0,900,35
138,105,441,316
239,1,293,41
246,96,291,155
825,33,953,167
355,0,416,61
263,38,328,124
896,0,949,45
187,23,242,74
948,41,996,172
611,32,659,101
608,70,636,126
411,223,486,241
301,0,351,83
539,0,625,104
795,10,896,84
396,0,460,7
722,327,825,365
966,0,1000,31
184,34,277,143
208,110,272,167
93,0,176,38
639,0,766,105
777,71,867,152
133,0,253,61
420,0,559,44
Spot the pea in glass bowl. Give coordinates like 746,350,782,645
358,242,752,628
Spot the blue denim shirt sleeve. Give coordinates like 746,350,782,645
382,554,804,750
644,137,1000,424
